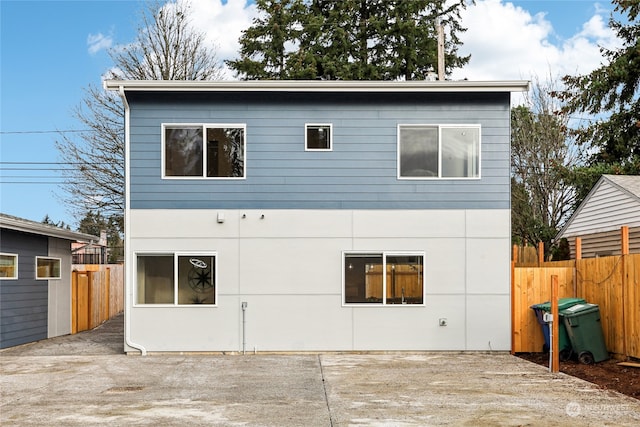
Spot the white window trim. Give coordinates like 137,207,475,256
397,124,481,180
305,123,333,151
342,251,426,307
161,123,247,180
0,252,18,280
133,251,218,307
35,256,61,280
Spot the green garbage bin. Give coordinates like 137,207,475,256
561,303,609,364
531,297,585,359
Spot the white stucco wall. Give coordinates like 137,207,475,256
125,209,510,352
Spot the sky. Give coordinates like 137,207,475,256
0,0,624,228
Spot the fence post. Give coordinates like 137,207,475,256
88,272,93,329
71,271,77,334
551,275,559,373
538,242,545,266
105,267,111,319
621,226,629,357
511,249,516,355
621,226,629,255
575,237,582,260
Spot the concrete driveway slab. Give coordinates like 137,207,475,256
2,314,639,426
321,353,640,426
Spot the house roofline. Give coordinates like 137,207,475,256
604,175,640,203
104,79,530,93
555,174,640,240
0,213,98,243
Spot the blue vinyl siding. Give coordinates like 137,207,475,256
127,91,510,210
0,229,48,348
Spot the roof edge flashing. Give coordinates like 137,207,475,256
0,214,98,243
103,79,530,93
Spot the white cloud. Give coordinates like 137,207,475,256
87,32,113,55
181,0,259,79
450,0,620,83
176,0,621,84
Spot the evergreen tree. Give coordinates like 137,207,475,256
41,215,71,230
380,0,469,80
558,0,640,192
228,0,470,80
227,0,306,79
77,211,124,263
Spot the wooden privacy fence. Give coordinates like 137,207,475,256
512,254,640,359
512,266,575,354
71,264,124,334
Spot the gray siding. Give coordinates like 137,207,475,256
0,229,48,349
128,91,511,210
561,178,640,237
568,226,640,258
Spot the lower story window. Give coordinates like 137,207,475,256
136,253,216,305
36,257,61,279
0,253,18,279
344,252,424,305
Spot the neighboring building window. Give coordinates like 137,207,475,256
0,253,18,279
136,253,216,305
163,124,245,178
343,252,424,305
305,124,332,151
36,257,61,279
398,125,480,179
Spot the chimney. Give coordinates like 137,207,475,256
99,230,107,246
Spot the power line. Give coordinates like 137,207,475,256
1,174,68,179
0,129,94,135
1,161,114,165
0,181,69,185
0,163,117,174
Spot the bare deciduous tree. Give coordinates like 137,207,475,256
511,75,583,258
56,86,125,220
57,1,223,227
110,1,222,81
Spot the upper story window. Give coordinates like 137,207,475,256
163,124,246,178
0,253,18,279
398,124,480,179
36,256,61,280
305,124,332,151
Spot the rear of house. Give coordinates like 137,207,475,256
106,80,528,353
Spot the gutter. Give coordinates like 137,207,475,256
116,84,147,356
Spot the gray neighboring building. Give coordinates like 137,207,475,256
105,79,528,353
0,214,98,348
556,174,640,258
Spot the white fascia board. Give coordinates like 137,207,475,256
0,214,98,243
103,79,530,93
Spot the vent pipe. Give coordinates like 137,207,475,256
437,21,445,81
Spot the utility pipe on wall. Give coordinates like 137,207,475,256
119,85,146,356
241,301,248,355
550,275,559,373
